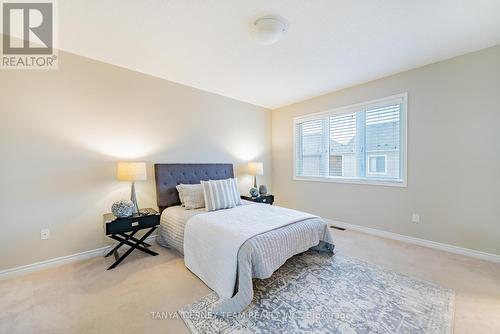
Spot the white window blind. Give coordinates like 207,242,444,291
295,119,327,176
294,93,407,186
329,112,357,177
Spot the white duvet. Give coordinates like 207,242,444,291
183,203,317,298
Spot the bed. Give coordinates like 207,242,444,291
154,163,334,315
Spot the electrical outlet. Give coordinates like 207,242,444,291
411,214,420,223
41,229,50,240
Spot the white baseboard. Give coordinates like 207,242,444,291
0,235,158,280
326,219,500,264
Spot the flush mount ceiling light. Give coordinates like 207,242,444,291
252,15,288,46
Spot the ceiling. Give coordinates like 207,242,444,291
57,0,500,109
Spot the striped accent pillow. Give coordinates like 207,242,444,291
231,178,242,206
201,178,241,211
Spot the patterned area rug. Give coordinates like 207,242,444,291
179,251,454,334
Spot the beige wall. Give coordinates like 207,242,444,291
272,45,500,256
0,50,271,271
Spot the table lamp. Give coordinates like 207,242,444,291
248,162,264,196
117,162,147,214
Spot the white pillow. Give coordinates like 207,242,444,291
176,184,205,210
175,184,186,206
201,178,241,212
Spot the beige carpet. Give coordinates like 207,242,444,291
1,229,499,334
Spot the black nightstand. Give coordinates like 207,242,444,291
241,194,274,205
103,208,160,270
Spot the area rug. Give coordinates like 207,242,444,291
179,251,454,334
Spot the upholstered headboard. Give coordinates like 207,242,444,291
154,163,234,212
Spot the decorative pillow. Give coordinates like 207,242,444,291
231,178,243,206
177,184,205,210
175,184,186,206
202,178,241,211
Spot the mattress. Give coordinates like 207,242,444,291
156,205,205,254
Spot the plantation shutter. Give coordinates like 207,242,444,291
365,104,401,179
329,113,357,176
295,118,328,177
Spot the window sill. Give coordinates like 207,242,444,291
293,176,407,188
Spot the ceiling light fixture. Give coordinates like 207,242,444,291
252,15,288,46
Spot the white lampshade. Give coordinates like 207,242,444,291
248,162,264,176
117,162,147,181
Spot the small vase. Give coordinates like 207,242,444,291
259,185,268,195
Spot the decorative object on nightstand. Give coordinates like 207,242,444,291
248,161,265,196
249,187,259,197
241,194,274,205
111,199,134,218
103,208,159,270
117,162,147,214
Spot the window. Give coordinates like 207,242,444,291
368,155,386,174
294,93,407,186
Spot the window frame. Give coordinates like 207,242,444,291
293,93,408,187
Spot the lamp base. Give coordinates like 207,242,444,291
130,181,139,214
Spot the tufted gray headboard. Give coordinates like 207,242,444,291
154,163,234,213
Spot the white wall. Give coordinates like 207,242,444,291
272,45,500,256
0,50,271,270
